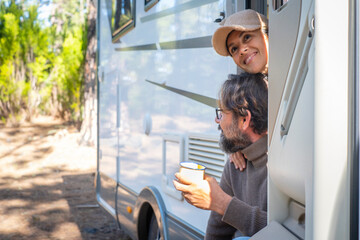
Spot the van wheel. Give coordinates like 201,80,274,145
148,214,161,240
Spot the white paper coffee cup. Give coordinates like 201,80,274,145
179,162,206,182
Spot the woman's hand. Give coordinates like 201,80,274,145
229,151,246,171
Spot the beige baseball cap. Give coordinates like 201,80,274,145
212,9,268,56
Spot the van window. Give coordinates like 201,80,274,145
272,0,289,10
111,0,136,42
145,0,159,12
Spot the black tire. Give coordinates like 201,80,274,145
148,214,161,240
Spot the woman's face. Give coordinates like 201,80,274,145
226,29,268,74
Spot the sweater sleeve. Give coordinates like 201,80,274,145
205,210,237,240
222,196,267,236
220,158,267,236
205,160,237,240
206,159,267,238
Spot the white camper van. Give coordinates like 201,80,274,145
96,0,359,239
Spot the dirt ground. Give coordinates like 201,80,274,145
0,116,132,240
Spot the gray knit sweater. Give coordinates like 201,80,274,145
205,135,268,239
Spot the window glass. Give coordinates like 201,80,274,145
145,0,159,12
273,0,289,10
247,0,267,16
111,0,135,42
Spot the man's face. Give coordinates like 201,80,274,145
226,29,268,74
217,110,252,154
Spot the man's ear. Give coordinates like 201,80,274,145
238,110,252,130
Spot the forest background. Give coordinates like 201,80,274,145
0,0,97,145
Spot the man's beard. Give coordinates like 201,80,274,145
218,122,252,154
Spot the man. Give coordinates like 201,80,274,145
173,73,268,239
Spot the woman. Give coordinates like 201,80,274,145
212,9,268,74
212,9,269,170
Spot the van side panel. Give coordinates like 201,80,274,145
97,0,238,238
313,0,350,238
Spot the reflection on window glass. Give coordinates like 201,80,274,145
111,0,135,42
145,0,159,12
273,0,289,10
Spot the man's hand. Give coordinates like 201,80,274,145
173,173,232,215
229,151,246,171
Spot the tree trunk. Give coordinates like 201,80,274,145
79,0,97,146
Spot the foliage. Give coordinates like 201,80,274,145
0,0,87,124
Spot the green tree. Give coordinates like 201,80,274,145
0,0,87,125
46,0,86,123
0,8,22,122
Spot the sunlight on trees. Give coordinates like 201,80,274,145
0,0,87,125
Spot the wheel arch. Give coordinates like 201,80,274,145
134,186,169,240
